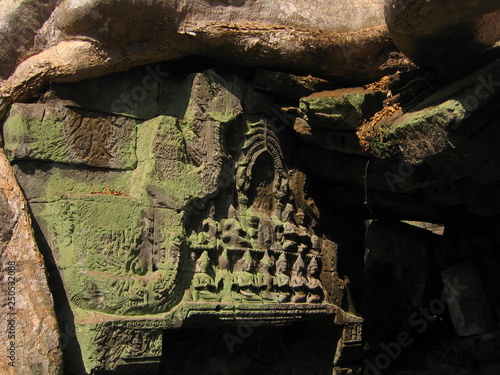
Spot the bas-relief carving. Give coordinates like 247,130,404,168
90,325,163,372
5,69,356,372
185,121,332,305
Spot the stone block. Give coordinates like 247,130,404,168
361,59,500,164
441,262,494,336
294,117,367,155
299,88,385,131
3,102,138,169
253,69,339,99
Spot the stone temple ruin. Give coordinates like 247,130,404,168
1,0,500,374
2,68,362,373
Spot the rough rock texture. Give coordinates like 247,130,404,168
0,149,62,374
0,0,415,120
385,0,500,78
360,59,500,162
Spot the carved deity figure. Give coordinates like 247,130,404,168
152,273,169,301
192,251,220,302
127,332,145,357
197,204,219,248
215,249,232,298
232,250,261,302
306,257,324,303
274,253,291,302
290,256,307,303
256,251,276,302
310,235,322,255
270,224,284,251
294,209,309,238
247,215,260,242
281,203,299,252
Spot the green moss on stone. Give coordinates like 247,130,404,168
3,105,67,161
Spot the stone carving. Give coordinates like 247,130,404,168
343,322,363,344
191,251,220,302
282,204,301,252
3,103,137,169
91,325,163,372
306,257,325,303
275,253,292,303
125,332,146,358
290,256,308,303
257,251,276,302
3,68,348,372
232,251,261,302
180,118,334,305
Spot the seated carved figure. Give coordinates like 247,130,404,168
192,251,220,302
256,251,277,302
281,204,299,252
306,257,325,303
215,249,232,298
232,251,261,302
200,205,219,247
126,333,145,358
152,273,170,302
274,253,291,302
290,256,308,303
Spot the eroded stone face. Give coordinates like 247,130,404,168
3,66,358,373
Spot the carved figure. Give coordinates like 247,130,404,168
192,251,220,302
215,249,232,298
232,250,261,302
127,332,145,357
165,239,182,270
310,235,322,255
247,216,260,248
295,209,311,250
270,224,284,251
290,256,307,303
256,251,277,302
306,257,325,303
198,204,219,247
152,273,169,301
133,220,155,275
281,203,299,252
274,253,291,302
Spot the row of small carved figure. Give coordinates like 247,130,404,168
191,206,323,255
191,250,326,304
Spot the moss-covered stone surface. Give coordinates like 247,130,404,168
3,67,356,373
